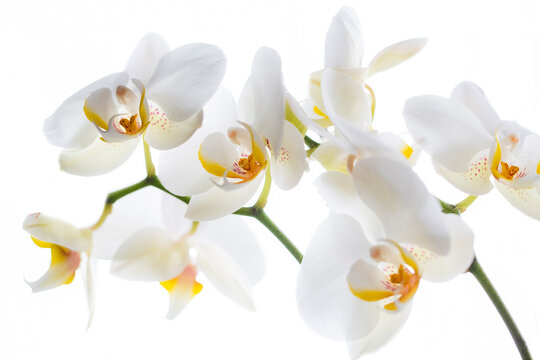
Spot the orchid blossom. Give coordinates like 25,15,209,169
404,81,540,220
22,213,95,323
307,6,426,125
93,187,265,319
159,48,307,221
44,33,226,176
297,157,474,358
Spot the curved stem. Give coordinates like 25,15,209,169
468,257,532,360
143,139,156,177
90,176,303,263
455,195,477,213
235,208,303,263
254,168,272,210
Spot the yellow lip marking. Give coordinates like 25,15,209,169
401,144,414,160
349,241,421,310
491,133,520,181
31,236,79,285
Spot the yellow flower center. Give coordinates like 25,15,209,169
116,114,142,135
500,161,520,180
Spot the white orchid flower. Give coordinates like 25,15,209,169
22,213,95,323
307,6,426,121
404,81,540,220
239,47,308,190
297,157,474,358
94,187,265,319
300,68,418,172
160,48,307,221
44,33,226,176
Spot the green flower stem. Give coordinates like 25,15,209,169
304,135,320,151
254,167,272,210
235,207,303,263
91,175,303,263
468,257,532,360
455,195,478,213
143,139,156,177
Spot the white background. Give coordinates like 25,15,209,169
2,0,540,359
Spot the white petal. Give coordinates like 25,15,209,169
197,215,265,286
59,136,139,176
162,265,201,319
240,47,285,156
198,131,241,176
322,69,372,130
421,214,475,282
347,258,392,295
196,240,255,310
185,171,264,221
315,171,384,240
404,95,493,172
312,142,349,172
144,106,203,150
433,149,493,195
309,70,325,110
83,254,96,329
147,43,226,122
125,33,170,85
271,121,307,190
297,214,379,341
367,38,427,77
110,228,189,282
158,132,214,196
203,87,240,133
22,213,91,252
347,302,413,358
352,157,450,255
450,81,501,135
83,87,118,130
494,181,540,220
25,251,80,293
44,72,129,150
325,6,364,69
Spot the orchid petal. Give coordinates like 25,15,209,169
240,47,285,157
494,181,540,220
322,69,372,130
25,245,81,293
420,214,475,282
315,171,384,240
352,157,450,255
325,6,364,69
124,33,170,85
347,258,394,301
144,106,202,150
161,265,202,319
404,95,493,172
367,38,427,78
347,302,413,358
311,142,349,172
147,43,226,122
297,214,379,341
185,171,264,221
450,81,501,135
197,216,265,286
271,121,307,190
44,72,129,150
433,149,493,195
59,137,139,176
110,227,189,282
158,132,214,196
23,213,91,252
196,240,255,310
